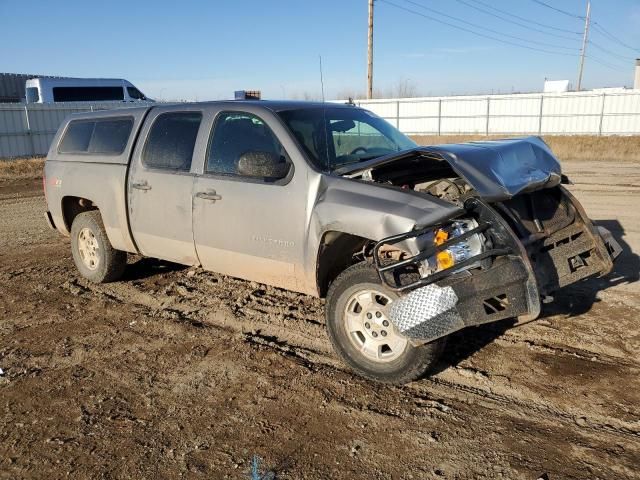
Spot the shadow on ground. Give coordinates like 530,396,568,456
431,318,516,375
123,257,187,281
541,219,639,318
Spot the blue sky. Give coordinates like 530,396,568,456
1,0,639,100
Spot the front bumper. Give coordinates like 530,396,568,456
388,257,532,341
374,192,620,343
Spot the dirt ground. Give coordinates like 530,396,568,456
1,161,639,479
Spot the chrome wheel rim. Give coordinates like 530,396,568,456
343,288,408,363
77,227,100,271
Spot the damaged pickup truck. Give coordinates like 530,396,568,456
44,101,621,384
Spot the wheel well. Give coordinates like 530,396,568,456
316,231,370,298
61,196,98,231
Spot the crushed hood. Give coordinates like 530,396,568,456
335,136,562,202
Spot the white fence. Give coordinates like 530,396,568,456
0,102,152,158
351,89,640,136
2,90,640,158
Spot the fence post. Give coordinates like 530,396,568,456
485,97,490,136
396,100,400,129
598,93,606,136
538,94,544,135
437,99,442,136
24,105,36,157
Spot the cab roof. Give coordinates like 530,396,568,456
157,99,357,112
63,100,360,122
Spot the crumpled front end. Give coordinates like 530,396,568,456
375,189,621,344
336,136,563,203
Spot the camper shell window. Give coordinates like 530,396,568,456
58,117,133,155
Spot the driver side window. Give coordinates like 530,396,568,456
331,119,396,158
206,112,290,180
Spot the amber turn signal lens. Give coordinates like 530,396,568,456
437,251,454,270
434,229,449,246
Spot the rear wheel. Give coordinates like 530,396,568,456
70,211,126,283
325,262,445,384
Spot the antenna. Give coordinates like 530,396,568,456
367,0,374,99
319,55,325,102
318,54,329,170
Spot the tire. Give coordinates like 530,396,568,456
70,210,127,283
325,261,446,384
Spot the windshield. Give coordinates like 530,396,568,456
277,106,416,171
127,87,147,100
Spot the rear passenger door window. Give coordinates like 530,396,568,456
206,112,290,179
143,112,202,171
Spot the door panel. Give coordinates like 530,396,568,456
192,110,306,291
193,177,301,289
128,172,196,264
127,108,204,265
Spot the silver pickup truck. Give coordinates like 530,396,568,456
44,100,621,384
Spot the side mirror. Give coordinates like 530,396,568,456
237,151,290,179
330,119,356,133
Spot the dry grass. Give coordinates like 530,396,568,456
410,135,640,162
0,157,45,180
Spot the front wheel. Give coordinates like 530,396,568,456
325,262,446,384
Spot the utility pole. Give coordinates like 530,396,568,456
576,0,591,91
367,0,374,99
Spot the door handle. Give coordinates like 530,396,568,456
132,181,152,191
195,190,222,202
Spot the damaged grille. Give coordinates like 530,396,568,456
499,186,611,295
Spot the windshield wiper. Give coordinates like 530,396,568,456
331,154,384,170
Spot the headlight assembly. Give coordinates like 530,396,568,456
428,219,486,274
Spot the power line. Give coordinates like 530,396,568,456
589,41,636,62
531,0,584,20
471,0,639,61
378,0,631,82
456,0,582,39
378,0,579,57
587,55,629,72
591,22,640,55
400,0,578,52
